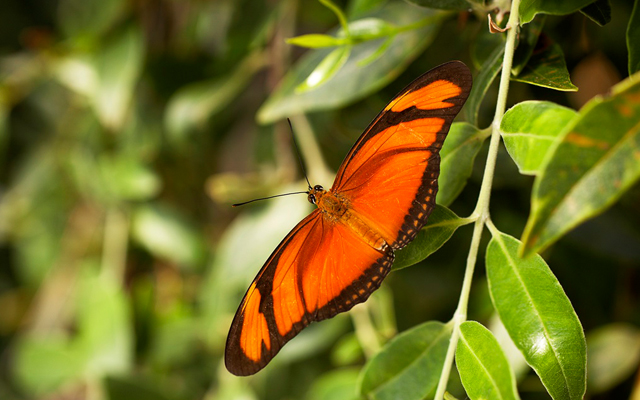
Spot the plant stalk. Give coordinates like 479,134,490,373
433,1,521,399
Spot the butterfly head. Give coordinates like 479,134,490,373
307,185,325,205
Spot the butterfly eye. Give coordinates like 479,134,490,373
308,194,316,204
314,185,324,191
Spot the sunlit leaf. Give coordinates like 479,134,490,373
438,123,491,206
521,74,640,255
486,232,586,400
586,323,640,394
511,40,577,91
456,321,521,400
258,3,447,123
501,101,577,175
287,34,346,48
519,0,596,25
628,0,640,74
13,334,84,396
359,321,452,400
394,206,468,270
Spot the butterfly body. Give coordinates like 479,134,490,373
226,61,472,376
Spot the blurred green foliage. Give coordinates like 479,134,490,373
0,0,639,400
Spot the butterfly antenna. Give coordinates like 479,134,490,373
232,191,308,207
287,118,312,190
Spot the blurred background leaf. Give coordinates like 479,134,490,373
0,0,638,399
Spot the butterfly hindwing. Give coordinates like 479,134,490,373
225,210,394,376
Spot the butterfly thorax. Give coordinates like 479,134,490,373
309,185,389,253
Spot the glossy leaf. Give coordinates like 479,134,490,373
394,206,467,270
456,321,520,400
404,0,471,10
296,46,351,92
258,4,446,123
511,41,577,91
629,0,640,74
439,123,491,206
586,323,640,393
521,74,640,255
580,0,611,26
486,232,586,400
466,44,504,126
519,0,596,25
501,101,577,175
359,321,452,400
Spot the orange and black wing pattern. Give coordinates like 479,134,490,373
225,210,394,376
332,61,472,248
225,61,471,376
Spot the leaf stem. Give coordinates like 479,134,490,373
433,1,521,399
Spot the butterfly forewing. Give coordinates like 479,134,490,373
332,61,472,248
226,61,472,376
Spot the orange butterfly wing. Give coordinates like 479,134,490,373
225,61,471,376
332,61,472,248
225,210,393,376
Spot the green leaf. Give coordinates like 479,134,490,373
486,232,586,400
628,0,640,74
14,335,85,396
501,101,578,175
287,34,346,48
257,4,446,123
438,123,491,206
466,44,504,126
456,321,521,400
521,74,640,255
359,321,452,400
90,25,144,130
580,0,611,26
348,0,388,18
343,18,395,39
97,155,161,201
512,16,545,76
470,28,504,70
58,0,126,38
404,0,472,10
586,323,640,394
75,270,132,377
511,41,577,91
165,51,266,141
104,376,179,400
296,46,351,92
519,0,596,25
308,368,361,400
131,204,207,269
394,206,468,270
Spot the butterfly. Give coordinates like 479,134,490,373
225,61,472,376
